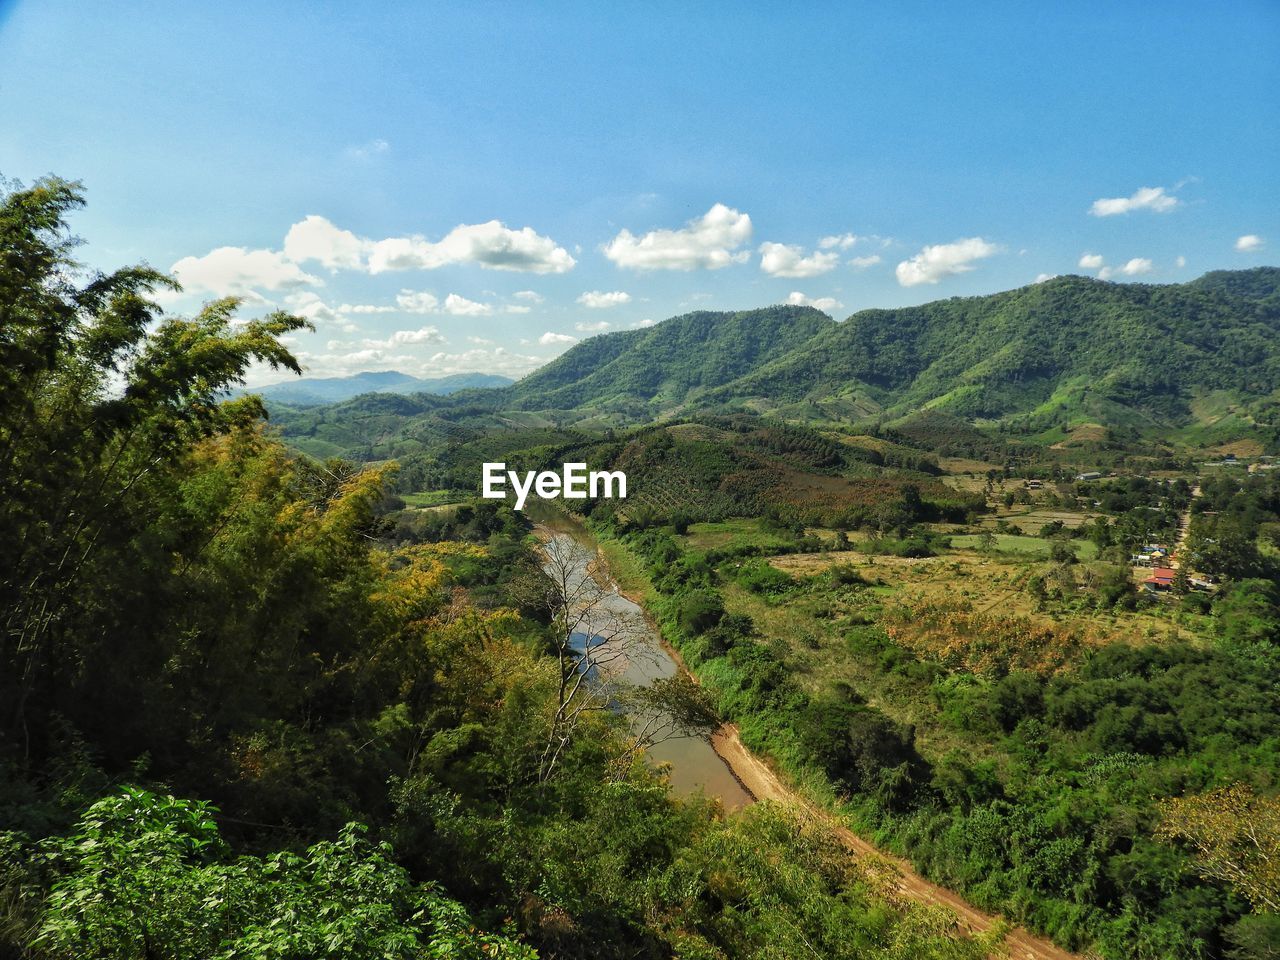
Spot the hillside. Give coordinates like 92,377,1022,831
705,270,1280,434
496,270,1280,443
248,369,513,406
504,304,834,413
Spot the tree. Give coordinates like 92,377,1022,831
1156,783,1280,912
0,177,309,758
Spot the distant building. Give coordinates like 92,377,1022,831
1076,471,1102,481
1143,567,1177,591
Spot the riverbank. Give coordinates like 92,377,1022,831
576,523,1083,960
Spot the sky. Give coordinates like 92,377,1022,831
1,1,1277,386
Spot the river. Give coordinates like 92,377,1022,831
540,531,751,810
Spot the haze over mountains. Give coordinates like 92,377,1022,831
250,370,513,406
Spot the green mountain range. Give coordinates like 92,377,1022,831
269,269,1280,459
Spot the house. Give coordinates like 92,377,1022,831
1026,479,1043,490
1143,567,1177,591
1076,471,1102,482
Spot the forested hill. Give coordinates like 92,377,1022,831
502,304,833,412
248,369,513,406
494,269,1280,435
705,269,1280,429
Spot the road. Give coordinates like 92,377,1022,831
711,725,1084,960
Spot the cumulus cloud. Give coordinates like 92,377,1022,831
634,318,657,328
604,203,752,271
513,290,544,302
848,254,882,269
396,290,440,314
424,346,546,378
1099,258,1154,280
758,242,839,278
362,326,446,348
1089,186,1179,217
368,221,576,274
1034,273,1058,284
577,290,632,309
504,304,532,314
539,331,577,345
339,302,396,314
284,216,369,270
443,293,494,316
819,233,860,250
575,320,611,332
1078,253,1105,270
786,291,844,312
171,246,320,295
895,237,999,287
1176,255,1187,268
282,215,575,275
1236,234,1265,252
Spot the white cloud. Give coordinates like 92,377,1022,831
819,233,860,250
1236,234,1265,252
1078,253,1105,270
339,302,396,314
848,254,882,269
504,304,532,314
282,291,339,325
576,290,632,309
343,138,390,161
758,242,839,278
539,331,577,345
282,216,575,275
786,291,844,312
171,246,320,296
1089,186,1180,217
604,203,752,271
396,290,440,314
367,221,576,274
361,326,446,348
283,215,369,270
1176,255,1187,268
443,293,494,316
634,318,657,328
1034,273,1057,283
425,346,545,378
895,237,999,287
388,327,445,345
575,320,611,332
1099,258,1154,280
513,290,544,303
467,336,495,345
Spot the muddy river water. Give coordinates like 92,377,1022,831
542,532,750,809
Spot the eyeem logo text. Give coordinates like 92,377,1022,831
482,462,627,511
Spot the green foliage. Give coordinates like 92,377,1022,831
16,788,532,960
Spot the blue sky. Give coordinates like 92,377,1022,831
2,1,1277,384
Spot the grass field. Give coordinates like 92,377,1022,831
949,533,1097,560
681,518,798,553
401,489,469,508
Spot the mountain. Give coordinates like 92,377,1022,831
248,370,513,407
504,305,834,412
500,269,1280,441
271,269,1280,460
705,269,1280,436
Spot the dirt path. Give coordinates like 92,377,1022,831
1170,484,1201,570
711,725,1082,960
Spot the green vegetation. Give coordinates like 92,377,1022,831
1,180,1006,959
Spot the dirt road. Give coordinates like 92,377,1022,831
711,725,1083,960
